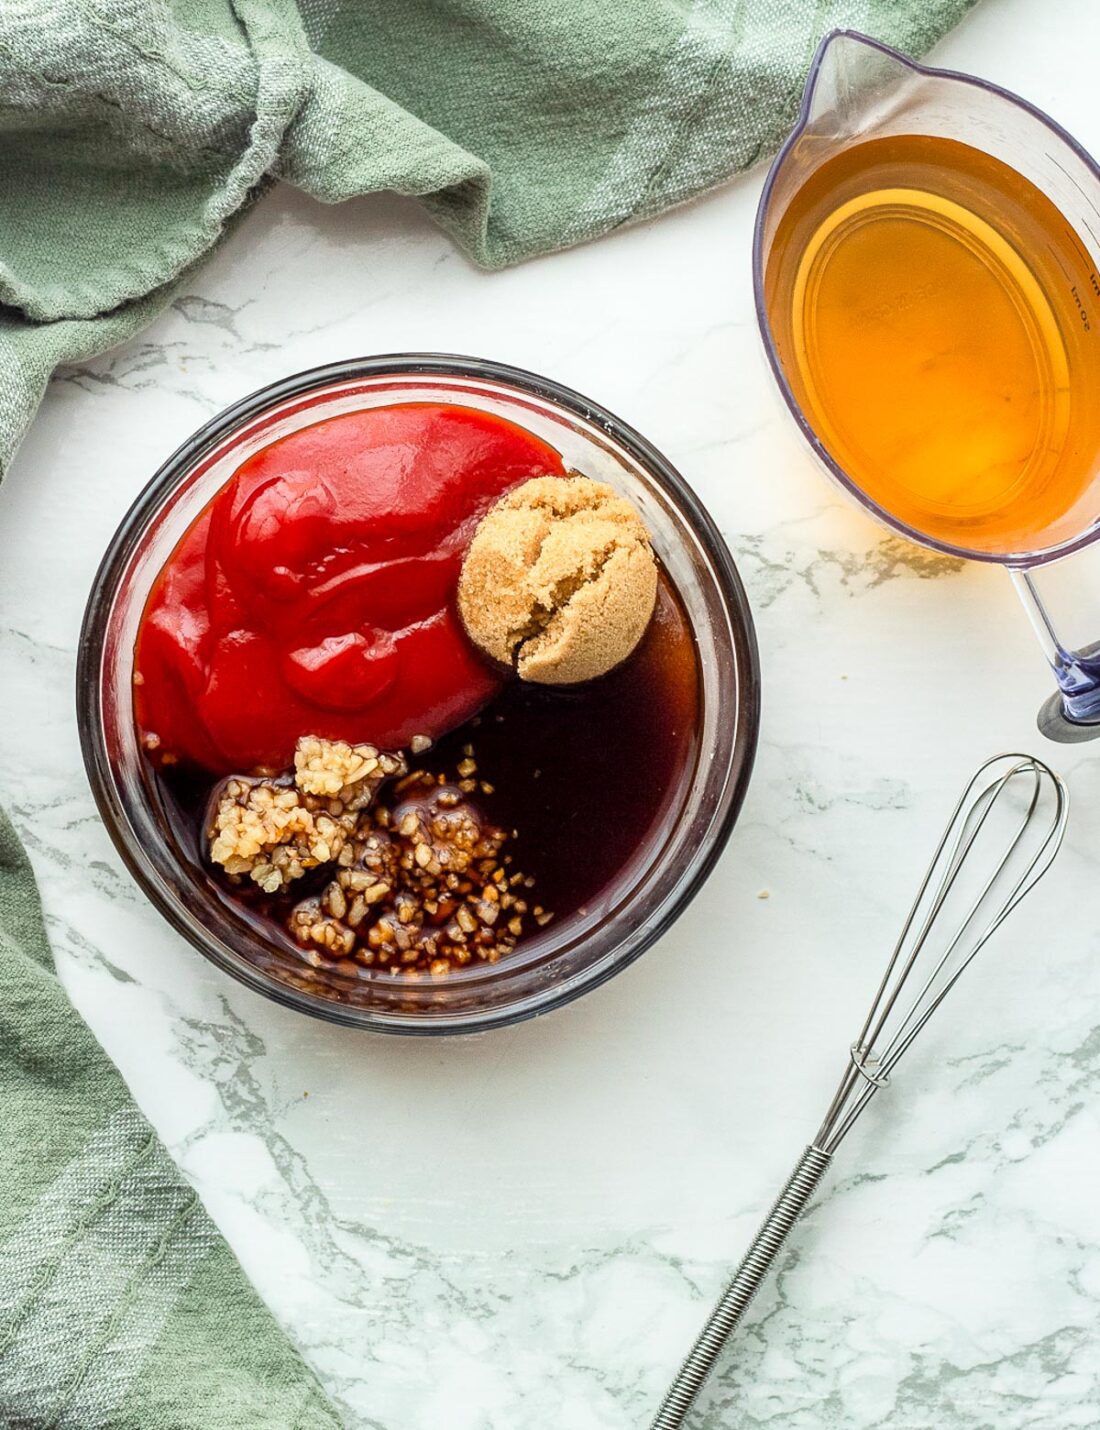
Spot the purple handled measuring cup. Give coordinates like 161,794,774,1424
754,29,1100,742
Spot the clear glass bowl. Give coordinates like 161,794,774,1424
77,356,760,1034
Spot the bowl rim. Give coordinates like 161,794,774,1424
77,353,761,1034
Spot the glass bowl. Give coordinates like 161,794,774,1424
77,356,760,1034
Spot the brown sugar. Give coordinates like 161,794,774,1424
457,474,658,685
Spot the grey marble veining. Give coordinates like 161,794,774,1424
3,1,1100,1425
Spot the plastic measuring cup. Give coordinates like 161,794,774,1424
753,29,1100,741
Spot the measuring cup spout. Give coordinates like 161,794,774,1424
798,30,923,140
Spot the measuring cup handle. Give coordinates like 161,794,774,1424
1010,569,1100,740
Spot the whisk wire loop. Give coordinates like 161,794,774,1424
816,754,1066,1155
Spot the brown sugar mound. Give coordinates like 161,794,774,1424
457,474,658,685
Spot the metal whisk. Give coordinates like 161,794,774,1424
650,752,1068,1429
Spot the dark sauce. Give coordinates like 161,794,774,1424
427,573,699,919
153,570,700,961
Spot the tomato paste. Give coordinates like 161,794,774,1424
134,403,565,771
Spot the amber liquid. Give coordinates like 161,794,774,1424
765,134,1100,555
156,571,701,968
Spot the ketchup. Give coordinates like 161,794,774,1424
134,403,565,772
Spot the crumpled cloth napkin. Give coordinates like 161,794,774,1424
0,0,975,475
0,810,339,1428
0,0,975,1424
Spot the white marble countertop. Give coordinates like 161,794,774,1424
4,1,1100,1425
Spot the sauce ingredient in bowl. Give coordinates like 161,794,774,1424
207,735,544,976
457,474,658,684
135,403,565,772
158,567,700,966
136,397,702,981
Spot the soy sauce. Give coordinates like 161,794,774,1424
155,570,700,943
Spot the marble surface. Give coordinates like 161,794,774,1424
3,1,1100,1425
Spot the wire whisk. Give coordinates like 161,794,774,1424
650,753,1068,1430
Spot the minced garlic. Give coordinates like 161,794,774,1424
208,736,406,894
293,735,403,807
205,735,550,974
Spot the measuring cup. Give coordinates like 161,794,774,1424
753,29,1100,741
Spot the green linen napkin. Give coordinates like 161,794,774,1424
0,0,977,477
0,810,339,1428
0,1,976,1424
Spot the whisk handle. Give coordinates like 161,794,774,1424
648,1143,832,1430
